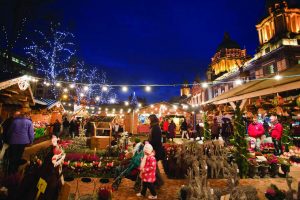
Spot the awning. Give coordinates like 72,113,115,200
204,66,300,105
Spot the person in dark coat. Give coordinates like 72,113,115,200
62,118,70,136
180,118,189,139
221,117,233,144
195,120,204,139
168,120,176,141
211,118,220,140
69,119,76,138
52,120,61,137
148,114,164,188
8,112,34,174
84,119,94,137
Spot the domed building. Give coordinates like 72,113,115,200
207,33,250,81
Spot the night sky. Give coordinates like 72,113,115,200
56,0,266,103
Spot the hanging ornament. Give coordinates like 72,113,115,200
18,78,29,91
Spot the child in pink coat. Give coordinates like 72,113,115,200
136,142,157,199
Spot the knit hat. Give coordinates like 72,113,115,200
143,142,153,154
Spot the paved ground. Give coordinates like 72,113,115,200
21,140,300,200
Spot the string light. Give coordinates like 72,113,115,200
102,85,108,91
138,103,142,107
80,93,84,97
122,86,128,92
63,88,68,93
70,84,75,88
125,101,129,106
274,74,282,80
235,79,243,85
56,82,61,87
83,86,89,91
95,96,100,101
201,82,208,88
145,85,151,92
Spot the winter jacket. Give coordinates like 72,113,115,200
2,117,14,143
162,121,169,132
168,123,176,138
140,155,156,183
63,120,70,128
270,123,283,140
248,123,264,138
9,117,34,144
180,121,188,131
149,124,164,160
211,121,220,136
221,118,233,138
52,122,61,133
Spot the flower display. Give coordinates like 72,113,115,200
265,184,286,200
265,154,278,165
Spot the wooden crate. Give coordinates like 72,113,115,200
90,136,111,149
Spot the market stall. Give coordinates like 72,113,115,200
90,116,115,149
134,102,192,134
0,76,35,119
31,98,65,139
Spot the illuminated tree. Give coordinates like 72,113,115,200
25,23,75,97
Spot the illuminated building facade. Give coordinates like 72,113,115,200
189,0,300,106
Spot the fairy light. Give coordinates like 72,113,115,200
56,82,61,87
63,88,68,93
201,82,208,88
138,103,142,107
83,86,89,91
274,74,282,80
102,85,108,91
235,79,243,85
145,85,151,92
95,96,100,101
70,84,75,88
80,93,84,97
122,86,128,92
125,101,129,106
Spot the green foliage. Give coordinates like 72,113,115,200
232,107,249,178
203,112,211,141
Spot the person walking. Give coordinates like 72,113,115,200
148,114,164,188
211,118,220,140
270,115,283,155
248,116,265,151
221,117,233,145
62,118,70,137
168,120,176,141
52,119,61,137
8,112,34,174
69,119,76,138
180,118,189,139
136,142,157,199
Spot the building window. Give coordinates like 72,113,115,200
264,64,277,75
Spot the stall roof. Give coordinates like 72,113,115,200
34,98,65,111
0,75,35,105
204,66,300,105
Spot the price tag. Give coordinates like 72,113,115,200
35,178,47,200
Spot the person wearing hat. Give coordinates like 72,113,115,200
148,114,164,187
136,142,157,199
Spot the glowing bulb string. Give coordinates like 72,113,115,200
25,73,300,89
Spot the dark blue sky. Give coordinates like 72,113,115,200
57,0,266,103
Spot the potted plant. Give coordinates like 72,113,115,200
248,158,259,178
265,154,279,177
265,184,286,200
278,157,291,176
258,161,269,178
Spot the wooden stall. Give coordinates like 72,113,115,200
90,116,115,149
0,76,35,119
